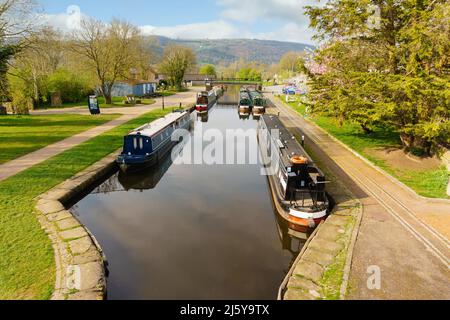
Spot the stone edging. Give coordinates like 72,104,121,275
280,180,362,300
34,151,120,300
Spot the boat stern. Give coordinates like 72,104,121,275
288,208,328,229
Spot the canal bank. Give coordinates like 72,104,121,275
279,178,362,300
261,97,362,300
34,152,119,300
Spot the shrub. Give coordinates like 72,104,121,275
48,69,91,103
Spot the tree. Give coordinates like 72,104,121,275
132,36,157,81
279,51,305,73
71,18,145,104
48,68,91,103
0,0,37,102
305,0,450,154
159,45,196,90
236,67,262,81
199,64,217,77
8,27,64,108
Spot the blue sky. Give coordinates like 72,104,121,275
39,0,316,44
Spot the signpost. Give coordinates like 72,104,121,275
88,95,100,115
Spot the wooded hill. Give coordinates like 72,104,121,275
150,36,314,65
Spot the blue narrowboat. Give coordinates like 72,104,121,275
117,110,191,172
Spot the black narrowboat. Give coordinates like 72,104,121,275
258,114,329,232
117,110,191,173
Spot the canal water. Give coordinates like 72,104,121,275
71,86,305,300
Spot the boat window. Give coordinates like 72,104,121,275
139,138,144,150
133,138,137,150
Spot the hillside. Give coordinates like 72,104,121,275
150,36,314,65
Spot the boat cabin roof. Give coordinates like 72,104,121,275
129,111,188,137
261,114,313,168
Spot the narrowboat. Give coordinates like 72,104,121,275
117,110,191,172
258,114,329,232
118,133,189,190
248,89,266,113
196,87,223,113
239,89,252,112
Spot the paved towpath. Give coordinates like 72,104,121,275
0,90,199,182
266,89,450,299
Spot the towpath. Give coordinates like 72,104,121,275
266,90,450,299
0,90,199,182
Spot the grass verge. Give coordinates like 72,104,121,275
0,114,120,164
279,96,449,199
37,96,156,110
0,108,171,300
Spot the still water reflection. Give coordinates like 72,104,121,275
71,88,305,300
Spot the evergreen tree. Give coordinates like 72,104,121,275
305,0,450,154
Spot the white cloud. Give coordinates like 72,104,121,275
217,0,315,24
217,0,317,43
38,5,84,32
140,20,244,40
39,3,317,44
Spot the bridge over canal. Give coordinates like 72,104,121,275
208,78,262,86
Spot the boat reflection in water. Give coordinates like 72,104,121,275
118,130,190,191
197,112,209,123
275,215,308,255
119,151,173,191
239,109,251,120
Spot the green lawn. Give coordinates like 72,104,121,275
37,96,156,110
280,96,449,199
0,114,120,164
158,90,178,97
0,108,171,300
96,96,156,108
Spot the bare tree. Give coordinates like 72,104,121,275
159,45,196,90
0,0,37,39
71,18,145,104
8,27,63,108
0,0,38,100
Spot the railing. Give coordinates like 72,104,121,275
210,78,263,83
290,188,327,208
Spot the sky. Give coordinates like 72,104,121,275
38,0,317,44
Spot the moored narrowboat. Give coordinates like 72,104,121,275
239,89,252,112
248,89,266,113
196,87,223,113
117,110,191,173
258,114,329,232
